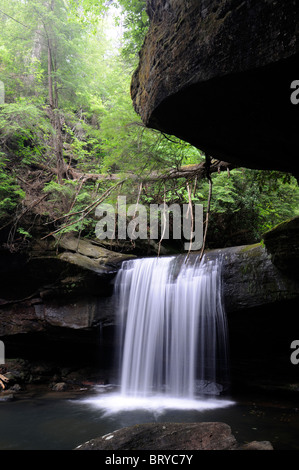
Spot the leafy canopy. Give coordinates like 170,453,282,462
0,0,298,250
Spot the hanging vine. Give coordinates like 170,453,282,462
200,155,213,261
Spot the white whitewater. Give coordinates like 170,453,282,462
80,254,234,413
115,254,230,399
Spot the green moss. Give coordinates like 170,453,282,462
239,242,263,253
263,216,299,239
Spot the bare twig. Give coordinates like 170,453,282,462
199,167,213,262
41,179,126,239
157,185,167,257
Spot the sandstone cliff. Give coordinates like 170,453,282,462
131,0,298,176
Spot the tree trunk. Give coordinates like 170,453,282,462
47,0,65,184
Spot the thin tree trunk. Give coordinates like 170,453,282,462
48,43,54,107
47,0,65,184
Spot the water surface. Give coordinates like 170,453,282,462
1,388,298,450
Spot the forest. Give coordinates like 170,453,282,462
0,0,298,255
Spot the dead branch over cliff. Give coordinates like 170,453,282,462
1,157,233,245
37,158,233,183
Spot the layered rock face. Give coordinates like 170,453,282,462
1,219,298,390
1,233,298,339
0,235,133,375
132,0,298,176
263,216,299,278
0,234,133,335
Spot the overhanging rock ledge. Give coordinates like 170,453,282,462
131,0,298,176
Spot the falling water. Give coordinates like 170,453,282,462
114,254,229,399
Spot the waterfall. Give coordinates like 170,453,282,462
114,254,229,399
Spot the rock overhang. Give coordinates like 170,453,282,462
131,0,299,176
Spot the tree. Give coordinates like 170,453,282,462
0,0,298,253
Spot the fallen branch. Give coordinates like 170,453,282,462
37,159,233,242
34,159,234,184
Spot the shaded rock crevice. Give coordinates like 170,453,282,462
0,234,132,336
263,216,299,278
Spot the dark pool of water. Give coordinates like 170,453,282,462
0,388,299,450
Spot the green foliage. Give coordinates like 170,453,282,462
196,169,299,247
43,180,81,211
0,0,297,249
0,100,52,169
68,0,108,25
98,59,203,178
43,178,98,235
0,155,25,220
0,101,51,142
68,0,148,61
17,227,32,239
113,0,148,60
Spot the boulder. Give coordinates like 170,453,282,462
51,382,67,392
75,422,273,450
0,235,130,373
132,0,298,176
0,392,14,402
57,235,134,273
0,234,134,302
263,216,299,278
0,234,134,336
238,441,274,451
205,242,299,313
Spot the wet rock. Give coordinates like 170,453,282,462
0,234,133,304
0,233,131,339
206,243,299,313
9,384,22,392
75,422,272,450
263,216,299,278
0,392,14,402
51,382,67,392
3,359,31,384
238,441,274,451
57,235,135,271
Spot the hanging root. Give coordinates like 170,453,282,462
199,156,213,262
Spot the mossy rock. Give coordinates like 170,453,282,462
262,217,299,277
263,216,299,239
